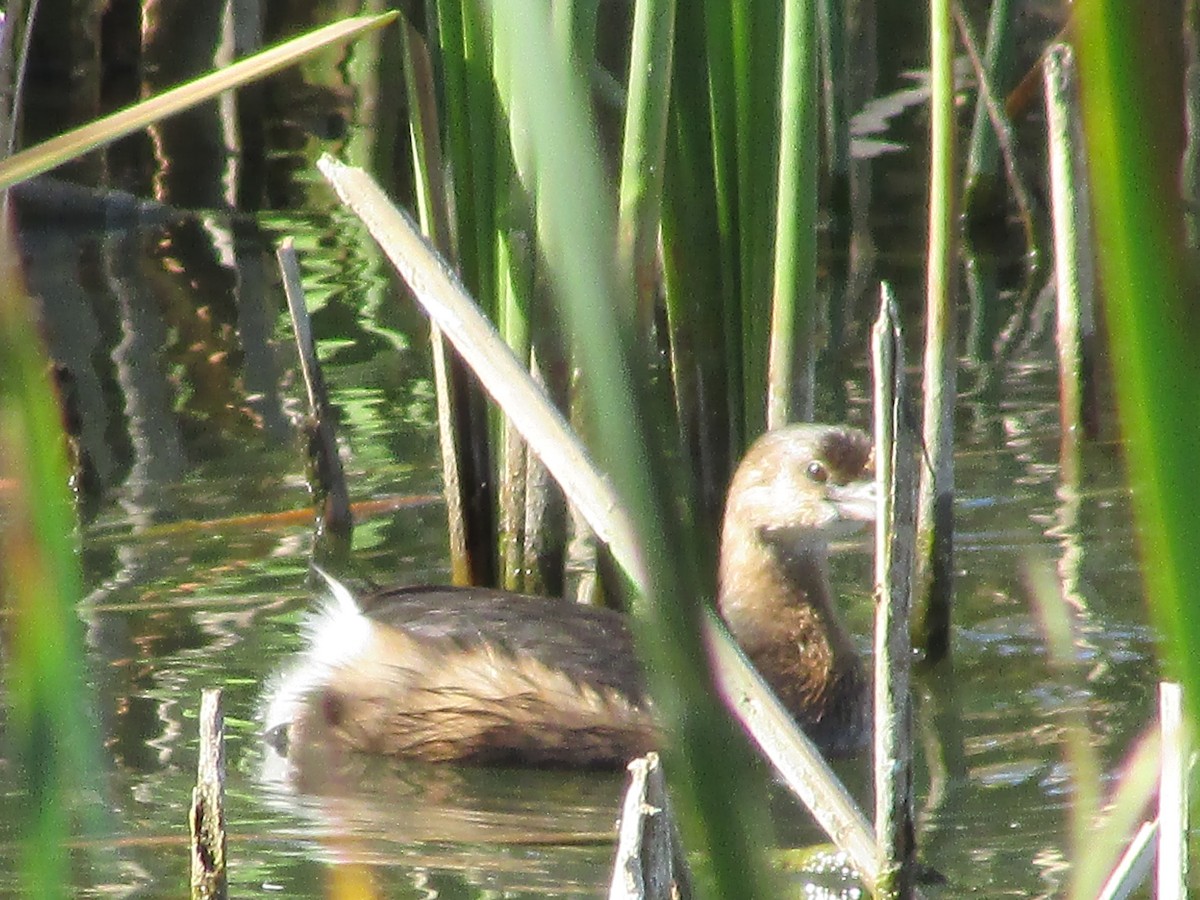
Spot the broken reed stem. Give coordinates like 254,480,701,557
277,238,353,544
189,689,227,900
608,753,693,900
872,284,917,897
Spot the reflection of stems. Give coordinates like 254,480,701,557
914,666,969,857
1050,479,1088,615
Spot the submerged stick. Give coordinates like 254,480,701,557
277,239,352,544
189,689,227,900
609,753,693,900
872,284,917,895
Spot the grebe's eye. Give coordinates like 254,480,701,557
806,460,829,483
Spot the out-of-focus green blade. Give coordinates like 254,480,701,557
1074,3,1200,721
0,12,398,189
0,239,93,897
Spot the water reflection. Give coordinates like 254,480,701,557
258,747,622,897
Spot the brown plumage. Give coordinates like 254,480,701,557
264,423,875,768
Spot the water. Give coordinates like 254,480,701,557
4,7,1170,897
7,193,1159,898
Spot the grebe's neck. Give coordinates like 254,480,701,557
718,514,859,668
718,519,866,753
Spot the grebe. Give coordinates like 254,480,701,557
263,423,875,767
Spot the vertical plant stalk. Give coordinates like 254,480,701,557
189,690,227,900
432,0,499,316
953,6,1040,268
661,12,736,519
2,0,41,158
552,0,600,77
1156,682,1189,900
1043,43,1098,484
872,285,917,896
404,15,490,586
767,0,819,429
0,5,14,153
730,4,780,435
616,0,675,330
696,0,746,455
917,0,957,662
815,0,849,216
496,261,530,589
491,24,532,590
1184,4,1199,248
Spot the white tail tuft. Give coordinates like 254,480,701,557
261,567,373,735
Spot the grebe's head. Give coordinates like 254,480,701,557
722,423,876,557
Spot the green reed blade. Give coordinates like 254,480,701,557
1074,1,1200,734
0,240,96,899
767,0,819,429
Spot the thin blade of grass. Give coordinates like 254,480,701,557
0,13,398,189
